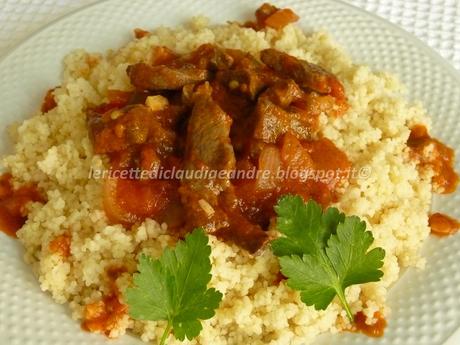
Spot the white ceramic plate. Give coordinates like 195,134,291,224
0,0,459,344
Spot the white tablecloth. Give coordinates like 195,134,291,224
0,0,458,343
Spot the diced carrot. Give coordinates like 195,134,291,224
264,8,299,30
255,3,278,26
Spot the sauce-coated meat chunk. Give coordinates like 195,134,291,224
253,80,319,143
127,63,209,91
260,48,348,114
180,93,268,252
88,104,176,156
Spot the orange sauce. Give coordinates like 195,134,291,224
408,125,459,194
305,137,352,190
81,294,127,337
41,88,57,113
233,133,351,231
429,212,460,237
133,28,150,39
246,3,299,30
353,311,387,338
106,266,128,285
48,233,71,257
103,175,179,227
273,271,286,285
82,266,128,337
90,89,132,115
264,8,299,30
0,173,43,237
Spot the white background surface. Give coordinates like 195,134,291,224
0,0,459,344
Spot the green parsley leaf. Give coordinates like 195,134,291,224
124,228,223,345
271,195,385,321
272,196,345,257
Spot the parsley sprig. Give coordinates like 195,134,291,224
271,195,385,321
124,228,223,345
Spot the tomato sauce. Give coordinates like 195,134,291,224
273,271,286,285
408,125,458,194
82,266,128,337
41,88,57,113
48,233,71,257
81,294,127,336
0,173,43,237
429,212,460,237
353,311,387,338
234,133,351,223
245,3,299,30
91,90,133,115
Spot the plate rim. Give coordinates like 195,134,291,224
0,0,458,344
1,0,459,86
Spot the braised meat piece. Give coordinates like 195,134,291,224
127,63,209,91
216,68,268,100
88,104,176,156
179,94,235,230
215,48,277,100
183,44,235,71
253,80,319,143
184,95,235,185
215,189,270,253
260,48,347,104
180,94,268,252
